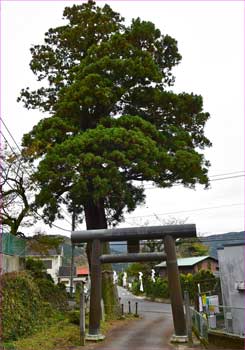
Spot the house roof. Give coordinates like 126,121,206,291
26,248,61,256
155,256,217,268
58,266,89,277
59,266,76,277
76,266,89,275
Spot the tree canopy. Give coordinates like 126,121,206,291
19,1,211,230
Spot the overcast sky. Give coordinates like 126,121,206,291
1,1,244,237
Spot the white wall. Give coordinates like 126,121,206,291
44,255,62,284
3,254,20,273
29,255,62,284
218,245,245,336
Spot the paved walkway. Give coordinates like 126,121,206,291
89,287,204,350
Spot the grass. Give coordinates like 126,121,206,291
7,317,81,350
4,313,138,350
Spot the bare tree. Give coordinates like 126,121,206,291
1,145,37,236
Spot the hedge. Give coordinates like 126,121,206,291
35,278,68,311
1,272,50,340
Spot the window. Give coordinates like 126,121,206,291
42,260,52,269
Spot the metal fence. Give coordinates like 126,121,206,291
205,304,245,337
0,232,26,257
190,307,209,341
190,305,245,340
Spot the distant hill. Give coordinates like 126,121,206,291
110,242,127,254
200,231,245,258
59,231,245,266
55,235,87,265
109,232,245,262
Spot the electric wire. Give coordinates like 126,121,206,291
1,118,243,233
1,130,76,231
0,125,82,230
124,202,244,220
2,177,72,233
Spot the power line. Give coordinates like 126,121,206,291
2,177,72,233
1,129,77,230
207,171,244,177
0,130,19,159
1,117,243,232
0,124,80,229
125,202,244,220
1,117,23,154
1,117,244,186
144,174,245,190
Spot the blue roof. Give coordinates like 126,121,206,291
155,256,216,268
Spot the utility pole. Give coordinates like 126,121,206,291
80,282,86,346
70,244,75,297
184,290,193,343
70,209,76,297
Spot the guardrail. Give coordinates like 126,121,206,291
205,304,245,338
190,308,208,341
190,305,245,341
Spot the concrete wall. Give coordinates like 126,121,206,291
3,254,21,273
46,255,62,283
43,255,62,284
218,245,245,336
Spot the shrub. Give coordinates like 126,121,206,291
25,257,68,310
25,257,53,281
1,272,49,340
131,280,141,295
67,310,80,325
144,277,169,299
35,278,68,311
180,270,218,302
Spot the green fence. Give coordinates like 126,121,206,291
190,307,209,341
0,232,26,257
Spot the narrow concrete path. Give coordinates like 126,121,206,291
93,287,175,350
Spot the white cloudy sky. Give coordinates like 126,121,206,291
1,1,244,237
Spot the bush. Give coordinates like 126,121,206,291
35,278,68,311
131,280,141,295
67,310,80,325
180,269,217,302
25,257,54,281
25,257,68,310
144,277,169,299
1,272,49,340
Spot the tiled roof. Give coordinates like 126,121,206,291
59,266,76,277
58,266,89,277
77,266,89,275
155,256,217,268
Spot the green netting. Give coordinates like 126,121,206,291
1,232,26,257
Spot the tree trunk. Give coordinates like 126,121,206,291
84,199,119,318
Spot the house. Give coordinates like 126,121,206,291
26,246,64,284
155,256,218,278
58,265,89,292
217,243,245,336
1,232,26,273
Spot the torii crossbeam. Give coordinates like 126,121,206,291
71,224,196,342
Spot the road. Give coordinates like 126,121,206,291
94,287,179,350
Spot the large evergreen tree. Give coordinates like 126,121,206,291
19,1,211,314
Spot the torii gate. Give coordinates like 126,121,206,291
71,224,196,343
